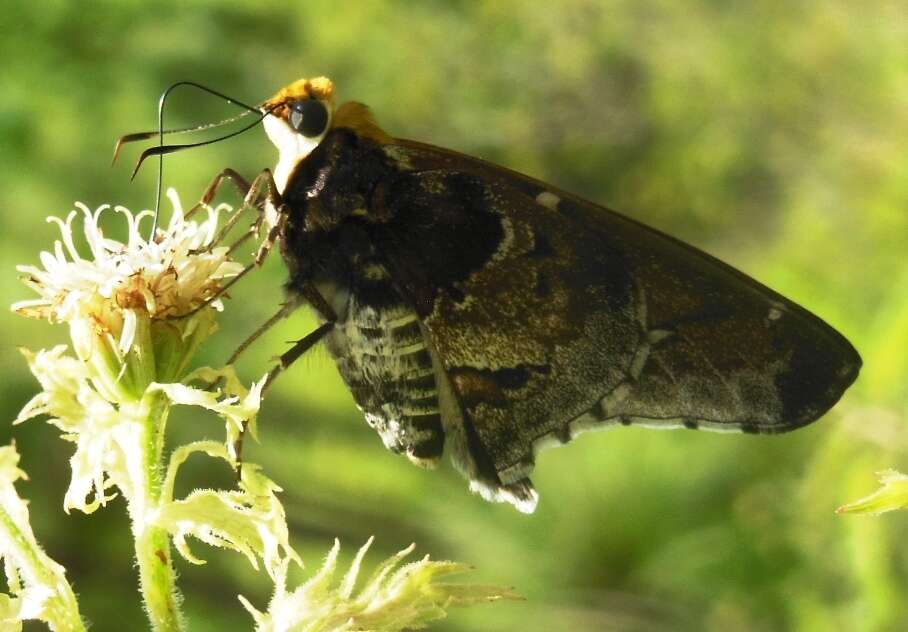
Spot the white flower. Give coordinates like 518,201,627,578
11,193,262,517
12,190,243,397
13,188,241,326
15,346,120,514
154,365,266,457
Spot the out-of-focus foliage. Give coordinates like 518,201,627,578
1,1,905,630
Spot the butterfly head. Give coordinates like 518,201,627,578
262,77,391,193
261,77,336,191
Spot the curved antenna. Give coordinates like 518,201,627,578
137,81,270,238
129,111,269,180
111,111,252,166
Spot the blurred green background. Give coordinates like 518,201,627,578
2,1,907,630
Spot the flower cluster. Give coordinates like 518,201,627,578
13,189,242,398
11,193,266,630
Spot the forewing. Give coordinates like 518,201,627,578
372,139,861,503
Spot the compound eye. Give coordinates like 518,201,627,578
288,99,329,138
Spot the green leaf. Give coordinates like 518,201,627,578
837,470,908,515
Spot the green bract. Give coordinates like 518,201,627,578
239,538,518,632
838,470,908,515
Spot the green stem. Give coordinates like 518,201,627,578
131,391,184,632
135,525,182,631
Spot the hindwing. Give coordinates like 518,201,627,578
364,139,860,512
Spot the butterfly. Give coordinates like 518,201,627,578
129,77,861,513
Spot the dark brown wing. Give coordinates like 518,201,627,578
370,139,861,508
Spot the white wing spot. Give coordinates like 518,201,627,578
768,307,783,321
535,191,561,211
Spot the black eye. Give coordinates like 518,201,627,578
289,99,329,137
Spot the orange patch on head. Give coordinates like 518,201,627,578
262,76,336,120
262,76,392,144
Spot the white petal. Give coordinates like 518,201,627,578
119,309,137,354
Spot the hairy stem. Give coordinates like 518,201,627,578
131,392,183,632
135,525,181,631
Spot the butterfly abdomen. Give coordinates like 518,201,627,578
323,263,446,467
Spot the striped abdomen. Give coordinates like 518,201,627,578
323,275,446,467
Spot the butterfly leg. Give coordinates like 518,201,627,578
233,317,335,463
261,321,335,393
220,257,342,369
249,283,339,386
225,299,301,366
183,169,262,250
185,168,252,222
168,170,285,321
222,289,333,384
208,168,282,253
